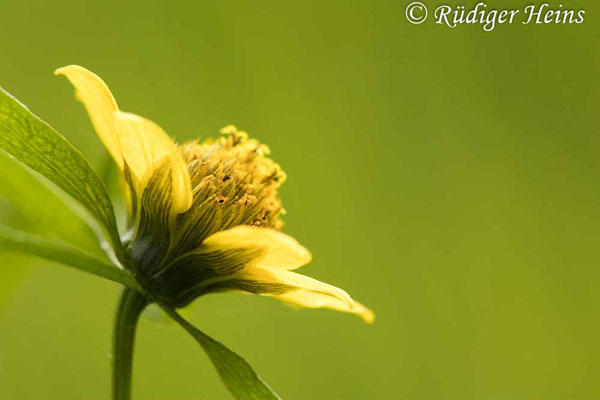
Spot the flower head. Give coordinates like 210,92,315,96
56,65,373,323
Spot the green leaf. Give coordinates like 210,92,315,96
0,151,100,252
0,87,123,259
0,225,140,291
0,150,103,302
162,306,281,400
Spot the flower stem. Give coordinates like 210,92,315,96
112,288,150,400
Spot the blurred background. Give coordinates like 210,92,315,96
0,0,599,399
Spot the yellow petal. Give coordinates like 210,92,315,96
114,111,192,213
55,65,123,169
203,226,312,270
244,265,355,310
113,111,173,180
276,290,375,324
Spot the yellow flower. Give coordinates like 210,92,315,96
55,65,373,323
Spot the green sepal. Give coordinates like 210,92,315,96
162,305,281,400
0,87,124,260
0,225,140,291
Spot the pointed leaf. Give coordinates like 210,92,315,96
0,151,99,251
163,306,281,400
0,87,123,259
0,225,140,291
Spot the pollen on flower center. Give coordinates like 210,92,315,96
159,125,287,264
180,125,285,230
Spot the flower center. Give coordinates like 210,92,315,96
180,125,285,230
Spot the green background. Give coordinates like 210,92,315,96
1,0,598,399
